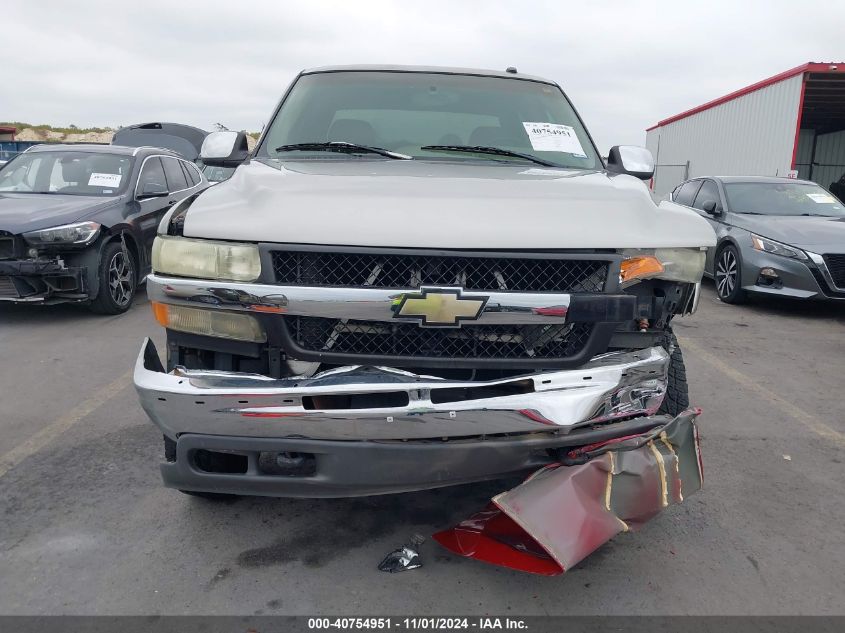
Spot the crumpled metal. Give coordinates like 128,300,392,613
433,409,703,575
378,534,425,573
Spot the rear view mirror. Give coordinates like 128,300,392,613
201,131,250,167
606,145,654,180
138,182,168,199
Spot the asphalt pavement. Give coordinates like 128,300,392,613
1,283,844,615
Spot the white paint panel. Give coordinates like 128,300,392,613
647,74,803,196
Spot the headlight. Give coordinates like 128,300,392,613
151,302,266,342
621,247,706,287
750,234,807,260
152,235,261,282
23,221,100,246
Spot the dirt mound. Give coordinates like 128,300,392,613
14,128,115,144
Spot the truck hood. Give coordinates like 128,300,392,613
0,193,119,235
728,213,845,253
182,160,716,249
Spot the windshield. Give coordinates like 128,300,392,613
724,182,845,216
258,71,601,169
0,151,132,197
201,164,236,182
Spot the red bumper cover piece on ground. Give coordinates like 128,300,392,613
433,410,703,575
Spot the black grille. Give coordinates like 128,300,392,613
0,233,19,260
288,316,593,360
0,276,18,298
272,251,608,293
823,254,845,288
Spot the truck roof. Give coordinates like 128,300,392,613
300,64,557,85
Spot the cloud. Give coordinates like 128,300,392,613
4,0,844,150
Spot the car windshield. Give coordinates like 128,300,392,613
201,164,236,182
724,182,845,216
0,151,132,197
257,71,602,169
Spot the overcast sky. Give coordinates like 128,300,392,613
4,0,844,150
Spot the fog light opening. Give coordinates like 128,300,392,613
756,267,782,288
257,451,317,477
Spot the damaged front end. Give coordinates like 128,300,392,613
135,338,681,498
0,254,89,304
0,225,109,304
434,409,702,575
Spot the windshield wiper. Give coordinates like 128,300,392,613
420,145,561,168
274,142,411,160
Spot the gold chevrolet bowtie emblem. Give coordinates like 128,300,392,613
393,287,488,328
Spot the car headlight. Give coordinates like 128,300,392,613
23,221,101,246
750,234,807,260
620,247,706,287
152,235,261,282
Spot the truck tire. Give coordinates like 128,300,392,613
163,435,238,501
658,328,689,416
89,240,137,314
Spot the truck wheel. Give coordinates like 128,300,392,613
163,435,238,501
714,244,747,304
658,328,689,416
89,240,137,314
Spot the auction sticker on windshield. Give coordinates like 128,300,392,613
88,173,122,187
522,122,586,157
806,192,838,204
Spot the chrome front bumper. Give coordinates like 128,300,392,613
134,338,669,441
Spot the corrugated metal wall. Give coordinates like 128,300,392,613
795,129,845,189
794,129,815,177
646,74,804,196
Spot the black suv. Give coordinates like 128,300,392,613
0,144,208,313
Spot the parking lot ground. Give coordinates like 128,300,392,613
1,283,844,615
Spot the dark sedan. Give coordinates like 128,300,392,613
670,176,845,303
0,144,208,313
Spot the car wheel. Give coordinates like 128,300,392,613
89,240,137,314
714,244,747,304
658,327,689,416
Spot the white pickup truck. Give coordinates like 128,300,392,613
134,66,714,518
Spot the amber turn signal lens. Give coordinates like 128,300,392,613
150,301,267,342
151,301,170,327
620,256,665,284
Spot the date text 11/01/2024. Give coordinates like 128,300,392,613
307,617,528,629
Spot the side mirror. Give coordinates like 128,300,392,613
200,131,250,167
138,182,168,199
702,200,720,215
606,145,654,180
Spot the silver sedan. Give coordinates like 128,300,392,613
670,176,845,303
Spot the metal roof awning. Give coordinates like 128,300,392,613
647,62,845,131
